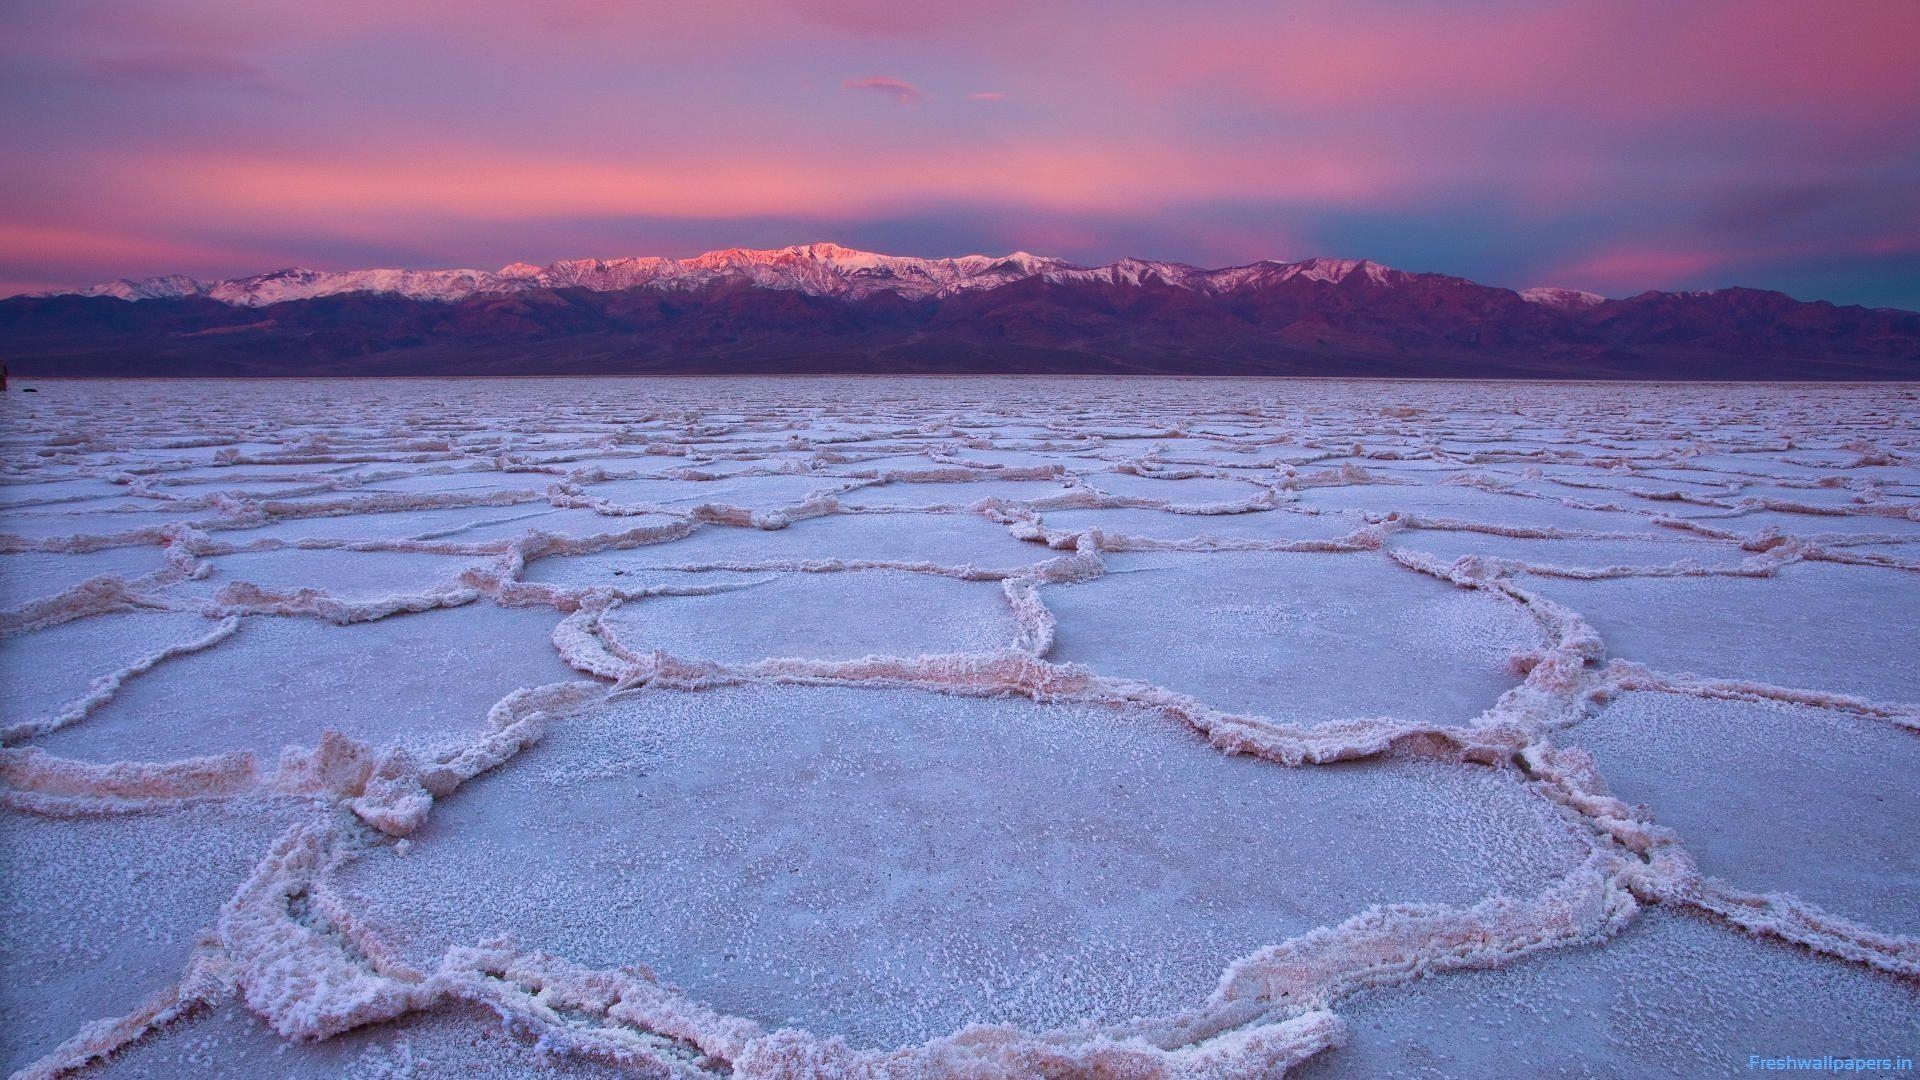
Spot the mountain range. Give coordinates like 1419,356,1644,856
4,242,1915,379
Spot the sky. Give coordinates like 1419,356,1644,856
3,0,1918,308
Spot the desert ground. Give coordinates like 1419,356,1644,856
2,378,1915,1077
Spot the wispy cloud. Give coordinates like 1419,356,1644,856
842,76,929,106
790,0,968,36
80,50,294,97
966,91,1006,102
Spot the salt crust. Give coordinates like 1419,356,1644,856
3,379,1915,1078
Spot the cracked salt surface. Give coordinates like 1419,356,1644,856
1042,551,1542,723
0,795,317,1074
1292,482,1677,535
1,612,226,727
526,510,1048,579
835,478,1076,509
597,571,1021,663
0,550,169,609
332,684,1589,1049
1387,531,1761,573
1523,562,1920,704
29,605,578,765
1037,507,1366,544
1567,692,1920,938
89,1000,617,1079
0,377,1915,1077
1290,909,1920,1080
180,549,490,604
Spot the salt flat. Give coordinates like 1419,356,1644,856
1,377,1915,1078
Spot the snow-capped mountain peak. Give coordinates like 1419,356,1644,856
1519,286,1607,311
54,243,1619,312
1274,257,1398,286
79,274,206,302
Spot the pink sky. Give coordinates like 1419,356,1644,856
2,0,1917,307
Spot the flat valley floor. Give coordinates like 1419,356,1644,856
1,377,1916,1078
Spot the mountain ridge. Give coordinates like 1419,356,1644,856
48,242,1644,310
6,242,1916,380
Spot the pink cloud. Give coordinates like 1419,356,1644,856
0,220,282,289
841,76,929,106
966,91,1006,102
787,0,1014,37
111,131,1397,225
80,50,293,96
1540,231,1920,296
1120,0,1920,119
1544,248,1732,294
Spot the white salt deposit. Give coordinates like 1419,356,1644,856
1,376,1914,1078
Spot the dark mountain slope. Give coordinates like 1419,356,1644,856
4,273,1914,379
